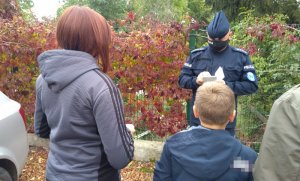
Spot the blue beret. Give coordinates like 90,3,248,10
207,11,230,39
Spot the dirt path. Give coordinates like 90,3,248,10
19,147,155,181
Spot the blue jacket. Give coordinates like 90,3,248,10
154,126,257,181
178,46,258,127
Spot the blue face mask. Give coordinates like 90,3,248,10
208,39,229,52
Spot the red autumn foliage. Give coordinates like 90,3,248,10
1,16,190,137
109,19,190,137
0,17,56,133
127,11,135,22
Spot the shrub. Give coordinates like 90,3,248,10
109,19,190,137
0,17,56,132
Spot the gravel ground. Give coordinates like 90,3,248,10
19,147,155,181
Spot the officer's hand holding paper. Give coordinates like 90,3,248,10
196,71,211,85
196,67,225,85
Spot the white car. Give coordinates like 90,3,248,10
0,91,29,181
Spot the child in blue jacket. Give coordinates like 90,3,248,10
154,82,257,181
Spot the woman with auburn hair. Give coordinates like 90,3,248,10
34,6,134,181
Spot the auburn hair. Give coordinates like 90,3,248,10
56,6,111,72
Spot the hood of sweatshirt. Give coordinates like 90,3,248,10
167,126,242,180
37,49,99,93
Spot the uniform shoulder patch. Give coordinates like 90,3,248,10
246,72,256,82
191,47,207,54
232,47,248,55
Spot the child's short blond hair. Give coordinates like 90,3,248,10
194,82,235,125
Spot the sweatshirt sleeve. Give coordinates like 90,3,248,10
93,82,134,169
34,74,50,138
153,143,172,181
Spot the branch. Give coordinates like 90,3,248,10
248,105,268,123
0,40,30,47
283,24,300,33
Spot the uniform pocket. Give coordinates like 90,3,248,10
191,63,208,76
223,66,242,81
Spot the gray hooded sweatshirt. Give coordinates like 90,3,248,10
34,49,134,181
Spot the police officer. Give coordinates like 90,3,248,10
178,10,258,136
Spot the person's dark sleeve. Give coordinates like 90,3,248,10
178,56,199,90
225,55,258,96
34,75,50,138
246,147,257,181
93,84,134,169
153,143,172,181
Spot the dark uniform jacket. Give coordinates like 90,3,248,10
153,126,257,181
179,45,258,127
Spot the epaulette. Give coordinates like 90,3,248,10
232,47,248,55
191,47,207,54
